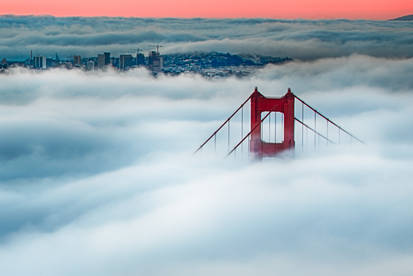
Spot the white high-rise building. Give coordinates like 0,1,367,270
33,56,47,69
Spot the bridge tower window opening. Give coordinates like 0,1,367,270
260,112,284,144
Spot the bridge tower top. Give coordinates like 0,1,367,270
250,87,295,158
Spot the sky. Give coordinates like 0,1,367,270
0,55,413,275
0,0,412,19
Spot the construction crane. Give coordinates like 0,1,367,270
154,44,163,54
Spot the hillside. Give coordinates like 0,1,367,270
392,14,413,20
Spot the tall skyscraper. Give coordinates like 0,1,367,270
33,56,47,69
42,56,47,69
136,53,145,66
73,55,81,67
104,52,111,65
97,54,105,69
119,54,133,71
148,51,163,73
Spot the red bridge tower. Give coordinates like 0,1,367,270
250,87,295,157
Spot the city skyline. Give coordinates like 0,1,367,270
0,49,293,78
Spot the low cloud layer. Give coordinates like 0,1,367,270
0,55,413,275
1,16,413,60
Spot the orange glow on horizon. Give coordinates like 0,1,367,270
0,0,412,20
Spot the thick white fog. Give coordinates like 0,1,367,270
0,55,413,275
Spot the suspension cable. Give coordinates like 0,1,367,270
294,94,364,144
227,112,271,157
194,95,252,153
241,106,244,153
295,117,334,144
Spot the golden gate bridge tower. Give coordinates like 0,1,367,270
195,87,363,158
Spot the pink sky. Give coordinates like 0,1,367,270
1,0,412,19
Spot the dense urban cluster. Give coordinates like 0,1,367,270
0,49,291,78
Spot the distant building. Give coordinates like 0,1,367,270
136,53,145,66
104,52,111,65
73,55,81,67
119,54,133,71
0,58,7,69
42,56,47,69
111,57,117,68
86,60,95,71
97,54,105,69
148,51,163,73
33,56,47,69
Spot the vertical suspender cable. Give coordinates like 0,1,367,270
301,102,304,151
306,124,308,150
338,128,341,144
247,140,249,157
228,120,230,152
241,106,243,153
281,113,284,142
314,112,317,151
274,112,277,143
214,133,216,152
269,112,271,142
